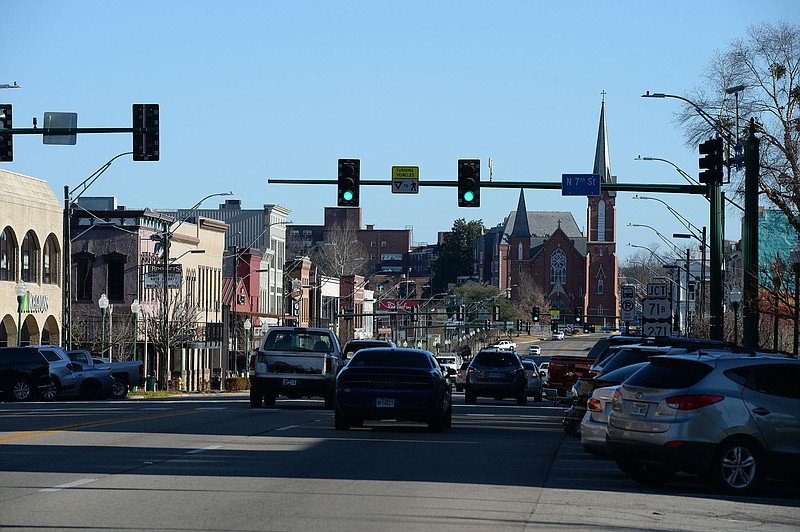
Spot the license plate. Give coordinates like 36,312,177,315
282,379,297,386
376,398,395,408
486,372,505,379
631,402,648,417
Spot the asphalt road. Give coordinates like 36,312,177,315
1,337,798,531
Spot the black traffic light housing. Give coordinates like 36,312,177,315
0,104,12,162
532,306,540,322
457,159,480,207
583,323,591,333
551,321,559,333
574,307,583,323
132,104,159,161
492,305,500,321
338,159,360,206
699,137,724,185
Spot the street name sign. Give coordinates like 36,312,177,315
561,173,601,196
391,166,419,194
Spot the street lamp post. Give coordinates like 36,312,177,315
15,280,26,346
730,288,742,345
131,299,141,362
791,240,800,358
98,294,109,356
243,318,252,375
770,257,784,352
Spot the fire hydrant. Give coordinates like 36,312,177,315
177,377,184,392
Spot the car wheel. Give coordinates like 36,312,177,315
12,379,33,401
615,459,674,486
334,409,351,430
712,438,763,495
250,388,263,408
443,400,453,429
80,380,102,400
41,380,60,401
464,391,477,404
264,393,277,407
324,394,335,409
516,392,528,406
534,390,543,402
111,379,128,399
455,384,463,392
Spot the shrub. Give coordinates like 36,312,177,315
225,377,250,391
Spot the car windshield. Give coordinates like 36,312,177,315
474,352,519,367
350,350,432,369
437,357,456,365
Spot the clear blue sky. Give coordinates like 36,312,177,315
5,1,798,263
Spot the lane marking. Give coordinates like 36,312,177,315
41,478,97,492
186,445,222,454
275,425,299,431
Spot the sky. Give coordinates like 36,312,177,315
4,1,799,265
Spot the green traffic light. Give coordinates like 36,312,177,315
463,191,475,202
343,190,354,201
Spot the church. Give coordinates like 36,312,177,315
473,100,619,328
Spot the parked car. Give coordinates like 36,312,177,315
67,350,145,399
341,339,396,360
455,361,470,392
0,347,52,401
606,348,800,494
464,349,527,406
334,347,452,432
491,339,517,351
579,362,649,454
521,359,543,401
551,331,565,340
27,346,78,400
527,344,541,355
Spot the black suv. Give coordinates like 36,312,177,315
0,347,52,401
464,349,527,405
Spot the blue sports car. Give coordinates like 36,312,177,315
334,347,452,432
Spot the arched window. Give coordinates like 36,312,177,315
551,297,564,310
597,305,604,317
0,227,17,281
550,249,566,285
42,234,60,285
597,278,604,295
597,200,606,242
518,242,523,260
21,231,41,283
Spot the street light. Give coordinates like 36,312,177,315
98,293,109,356
791,240,800,358
131,299,141,362
15,280,26,345
628,223,683,256
730,288,742,345
243,318,252,375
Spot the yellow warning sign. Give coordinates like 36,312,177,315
392,166,419,179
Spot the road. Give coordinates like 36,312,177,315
1,336,798,531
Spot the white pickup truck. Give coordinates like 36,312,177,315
248,327,344,408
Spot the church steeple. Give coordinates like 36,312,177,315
510,189,530,238
593,99,614,188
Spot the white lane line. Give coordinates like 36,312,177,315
41,478,97,492
275,425,299,431
141,408,171,411
186,445,223,454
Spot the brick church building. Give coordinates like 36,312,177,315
474,100,619,327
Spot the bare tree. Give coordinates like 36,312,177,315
311,224,368,277
678,21,800,232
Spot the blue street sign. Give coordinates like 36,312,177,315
561,173,601,196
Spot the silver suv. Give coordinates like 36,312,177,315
606,349,800,494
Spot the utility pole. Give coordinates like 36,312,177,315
742,120,760,348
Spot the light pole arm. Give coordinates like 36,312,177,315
642,92,735,145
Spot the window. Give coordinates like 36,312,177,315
381,241,387,248
370,241,376,247
21,231,40,283
107,255,126,301
597,278,604,295
76,254,94,301
42,235,60,285
550,249,566,285
0,227,16,281
597,200,606,242
518,243,523,260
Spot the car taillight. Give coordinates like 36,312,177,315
66,363,75,371
665,394,724,410
530,372,538,378
611,389,622,412
138,364,144,376
587,398,602,412
325,357,333,374
514,368,525,375
249,354,256,371
456,371,463,377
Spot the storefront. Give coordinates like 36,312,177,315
0,169,63,346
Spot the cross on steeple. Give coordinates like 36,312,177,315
601,90,606,103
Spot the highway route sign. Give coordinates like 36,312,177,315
391,166,419,194
643,297,671,320
643,322,672,337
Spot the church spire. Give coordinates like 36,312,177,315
593,98,614,185
510,189,530,237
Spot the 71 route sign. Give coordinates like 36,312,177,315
391,166,419,194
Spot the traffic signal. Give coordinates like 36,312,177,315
492,305,500,321
132,104,159,161
583,323,591,334
551,321,558,333
0,104,12,162
532,306,540,322
698,137,724,185
574,307,583,323
457,159,480,207
337,158,360,206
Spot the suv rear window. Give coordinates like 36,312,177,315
474,352,520,367
3,349,44,364
625,358,713,389
41,351,63,362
